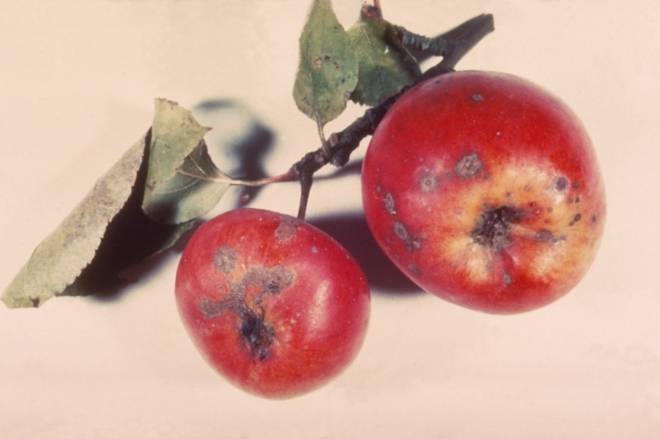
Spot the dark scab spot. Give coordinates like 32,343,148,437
275,219,298,242
471,93,484,102
383,192,396,214
393,221,422,251
471,205,523,250
455,153,482,178
239,307,275,361
199,297,232,319
31,297,40,307
591,214,598,224
420,172,438,192
394,222,409,241
503,273,512,285
263,265,294,295
534,229,556,242
569,213,582,226
555,177,568,191
409,264,421,275
214,246,237,273
575,196,581,203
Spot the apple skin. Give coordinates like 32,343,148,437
362,71,605,314
175,208,370,398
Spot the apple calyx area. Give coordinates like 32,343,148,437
471,205,523,250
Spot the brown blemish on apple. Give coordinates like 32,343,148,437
214,246,237,273
455,153,482,178
502,273,512,285
555,177,568,191
591,214,598,224
198,265,294,361
471,92,484,102
471,205,523,250
383,192,396,214
275,219,298,242
569,213,582,226
393,221,422,251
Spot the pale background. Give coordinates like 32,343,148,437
1,1,659,438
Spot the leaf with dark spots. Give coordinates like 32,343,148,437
293,0,359,127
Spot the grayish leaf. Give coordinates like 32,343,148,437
2,136,147,308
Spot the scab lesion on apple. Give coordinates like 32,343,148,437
362,71,606,313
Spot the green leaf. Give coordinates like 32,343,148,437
348,19,421,106
142,99,227,224
293,0,359,128
143,138,230,224
2,136,148,308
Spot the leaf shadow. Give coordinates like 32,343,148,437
309,212,422,296
66,131,202,304
194,99,275,207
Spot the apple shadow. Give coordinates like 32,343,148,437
309,213,422,296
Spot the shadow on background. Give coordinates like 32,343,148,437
195,99,274,207
309,212,422,296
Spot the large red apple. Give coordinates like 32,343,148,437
175,208,370,398
362,71,605,313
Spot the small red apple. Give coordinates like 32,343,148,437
362,71,605,313
175,208,370,398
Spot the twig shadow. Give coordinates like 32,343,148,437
194,99,274,207
309,212,422,296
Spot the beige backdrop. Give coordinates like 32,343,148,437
1,1,659,438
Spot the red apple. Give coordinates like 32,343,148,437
175,208,370,398
362,71,605,313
